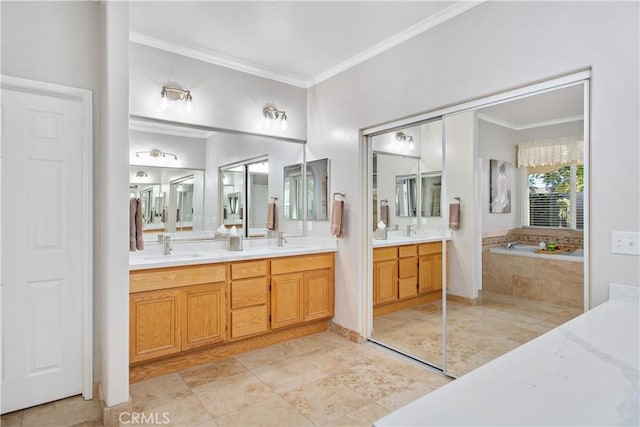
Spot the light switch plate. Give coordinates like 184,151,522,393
611,231,640,255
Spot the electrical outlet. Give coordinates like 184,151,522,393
611,231,640,255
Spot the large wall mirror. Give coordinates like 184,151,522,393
130,116,305,241
283,158,330,221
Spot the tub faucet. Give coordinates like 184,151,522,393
277,231,287,247
506,240,522,250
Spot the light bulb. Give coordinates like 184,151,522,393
186,99,193,114
264,115,272,129
408,140,415,150
280,115,288,130
161,95,168,110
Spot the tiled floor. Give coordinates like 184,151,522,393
373,290,582,375
1,331,451,427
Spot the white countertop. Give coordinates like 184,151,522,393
373,230,451,248
130,236,337,270
375,283,640,426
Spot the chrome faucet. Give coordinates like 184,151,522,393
161,235,172,255
506,240,522,250
405,224,417,237
277,231,287,247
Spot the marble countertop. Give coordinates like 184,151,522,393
375,283,640,426
130,237,337,271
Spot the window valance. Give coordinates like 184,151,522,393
517,136,583,168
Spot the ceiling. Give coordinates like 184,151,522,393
129,1,480,88
478,84,584,130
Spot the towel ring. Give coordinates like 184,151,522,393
333,192,346,200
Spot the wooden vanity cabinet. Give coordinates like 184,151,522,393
229,260,269,340
129,264,227,363
418,242,445,294
270,253,334,329
373,247,398,305
398,245,418,299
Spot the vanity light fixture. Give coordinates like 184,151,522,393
135,148,178,161
263,105,288,130
160,85,193,113
395,132,415,149
135,170,148,178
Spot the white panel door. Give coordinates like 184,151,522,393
1,87,85,413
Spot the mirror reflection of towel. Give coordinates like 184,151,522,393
130,198,144,251
380,204,389,227
449,202,460,230
331,200,345,238
266,202,276,231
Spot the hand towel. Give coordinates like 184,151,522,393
129,198,137,251
449,202,460,231
266,202,276,231
135,198,144,250
380,204,389,227
331,200,345,238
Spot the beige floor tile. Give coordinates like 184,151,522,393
21,395,102,427
250,357,327,393
129,372,190,403
326,402,389,427
191,371,281,418
374,381,435,412
295,346,374,374
280,376,372,425
178,357,247,388
127,393,215,427
233,337,326,370
1,410,24,427
331,361,415,400
213,396,313,427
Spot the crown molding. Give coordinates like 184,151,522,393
310,0,484,86
478,113,584,131
130,1,483,89
129,118,216,139
129,32,311,88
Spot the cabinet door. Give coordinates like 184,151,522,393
130,289,181,363
182,283,226,351
374,259,398,305
419,253,443,293
271,273,304,329
303,269,334,321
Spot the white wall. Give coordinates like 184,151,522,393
478,120,519,232
307,1,639,333
444,112,478,298
204,133,305,236
129,130,206,170
129,43,308,142
1,0,130,407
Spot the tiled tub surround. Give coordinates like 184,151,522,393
483,228,584,308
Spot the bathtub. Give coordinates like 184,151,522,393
488,244,583,263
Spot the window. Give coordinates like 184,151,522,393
517,137,584,230
525,164,584,229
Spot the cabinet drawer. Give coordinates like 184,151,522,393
398,277,418,299
271,253,334,275
373,247,397,262
419,242,443,256
230,306,268,339
231,260,268,280
398,245,417,258
231,277,267,309
130,264,226,293
398,257,417,278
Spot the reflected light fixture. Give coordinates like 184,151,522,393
135,170,148,178
263,105,288,130
395,132,415,149
160,85,193,113
135,148,178,161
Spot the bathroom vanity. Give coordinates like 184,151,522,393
129,239,336,381
372,237,449,316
